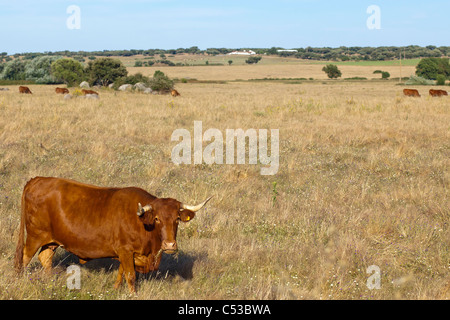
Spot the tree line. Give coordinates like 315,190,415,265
1,45,449,63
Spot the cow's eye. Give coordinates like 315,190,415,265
154,217,160,224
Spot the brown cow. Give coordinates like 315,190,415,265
55,87,69,94
171,89,180,97
14,177,212,293
403,89,420,97
19,86,32,94
429,89,448,97
82,89,98,95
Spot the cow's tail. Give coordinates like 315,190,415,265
14,191,26,273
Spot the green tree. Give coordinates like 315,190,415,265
0,59,28,80
245,56,262,64
416,58,450,80
51,58,85,87
25,56,62,84
322,64,342,79
85,58,127,86
187,46,200,54
228,60,233,66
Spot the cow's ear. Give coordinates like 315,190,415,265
179,209,195,222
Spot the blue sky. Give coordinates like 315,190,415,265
0,0,448,54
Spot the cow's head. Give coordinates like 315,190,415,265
137,196,212,254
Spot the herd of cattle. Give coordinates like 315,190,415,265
16,85,446,99
403,88,448,97
17,85,181,97
19,85,98,96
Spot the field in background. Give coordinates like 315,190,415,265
128,64,416,81
120,53,421,67
0,63,449,300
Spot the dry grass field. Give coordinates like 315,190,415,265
0,72,449,299
128,63,416,81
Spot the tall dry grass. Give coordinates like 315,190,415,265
0,80,448,300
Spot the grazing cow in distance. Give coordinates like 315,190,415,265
429,89,448,97
55,87,69,94
19,86,32,94
82,89,98,95
14,176,212,293
171,89,180,97
403,88,420,97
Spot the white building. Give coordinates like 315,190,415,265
228,50,256,55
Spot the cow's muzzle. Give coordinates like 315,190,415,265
162,241,178,254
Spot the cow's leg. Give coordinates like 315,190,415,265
114,263,124,289
22,235,47,269
38,244,58,272
118,250,136,294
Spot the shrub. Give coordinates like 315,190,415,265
72,88,83,96
405,75,435,85
381,71,390,79
436,74,446,86
156,60,175,66
112,72,151,90
51,58,85,87
344,77,367,80
322,64,342,79
148,70,174,92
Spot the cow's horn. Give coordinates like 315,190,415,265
137,203,152,216
180,196,213,212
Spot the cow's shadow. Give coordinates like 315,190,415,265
52,249,204,281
